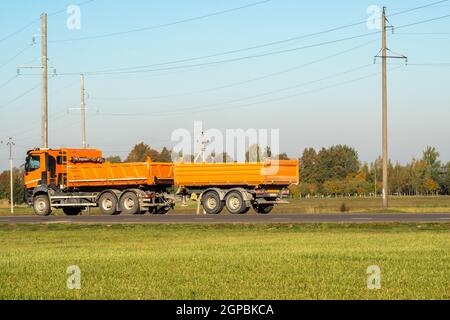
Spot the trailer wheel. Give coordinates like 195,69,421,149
33,194,52,216
98,192,119,215
155,207,170,215
254,204,274,214
202,191,224,214
62,207,82,216
225,191,246,214
120,191,140,215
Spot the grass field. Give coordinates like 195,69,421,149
0,223,448,300
1,196,450,216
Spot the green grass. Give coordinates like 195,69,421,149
0,223,449,300
2,196,450,216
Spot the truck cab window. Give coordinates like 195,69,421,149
27,156,40,171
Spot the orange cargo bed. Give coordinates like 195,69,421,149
67,160,174,188
174,160,299,187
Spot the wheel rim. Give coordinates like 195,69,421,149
102,198,113,211
228,196,241,210
206,197,217,210
36,199,46,212
124,197,135,210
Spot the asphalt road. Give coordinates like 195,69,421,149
0,213,450,224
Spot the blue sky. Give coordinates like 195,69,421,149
0,0,449,169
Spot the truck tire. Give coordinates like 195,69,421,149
98,192,119,215
225,191,246,214
33,194,52,216
254,204,274,214
202,191,224,214
62,207,82,216
120,191,140,215
240,206,251,214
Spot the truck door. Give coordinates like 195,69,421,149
24,154,42,189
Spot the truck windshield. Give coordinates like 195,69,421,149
26,155,40,172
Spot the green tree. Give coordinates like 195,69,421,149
157,147,172,163
0,168,25,204
105,155,121,163
299,148,319,183
125,142,160,162
421,146,441,181
316,145,360,183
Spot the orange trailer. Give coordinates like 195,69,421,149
174,160,299,214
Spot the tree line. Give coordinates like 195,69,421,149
0,143,449,204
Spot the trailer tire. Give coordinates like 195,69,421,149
156,207,170,215
225,191,246,214
120,191,140,215
254,204,274,214
33,194,52,216
98,192,119,215
202,191,224,215
62,207,82,216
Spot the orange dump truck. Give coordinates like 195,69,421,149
24,148,299,216
24,148,174,216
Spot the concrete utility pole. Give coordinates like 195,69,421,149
80,74,87,148
381,7,388,209
6,138,15,214
41,13,48,149
374,7,407,209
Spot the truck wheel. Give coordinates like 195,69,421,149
62,207,82,216
120,192,140,215
98,192,119,215
33,195,52,216
240,206,251,214
254,204,274,214
202,191,224,214
225,191,246,214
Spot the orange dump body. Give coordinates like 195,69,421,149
174,160,299,187
67,161,174,188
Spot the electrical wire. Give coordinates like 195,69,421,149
50,0,273,43
91,39,379,101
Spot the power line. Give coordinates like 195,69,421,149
408,62,450,66
98,64,385,117
0,82,40,110
91,39,379,101
50,0,273,43
55,11,450,77
0,75,17,90
0,43,35,69
0,19,40,44
0,0,96,44
49,0,449,75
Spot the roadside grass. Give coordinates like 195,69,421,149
1,196,450,216
0,223,448,300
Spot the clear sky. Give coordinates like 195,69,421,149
0,0,449,170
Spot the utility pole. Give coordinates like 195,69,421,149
41,13,48,149
381,7,388,209
374,7,407,209
80,74,87,148
6,138,15,214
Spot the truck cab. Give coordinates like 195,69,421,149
24,148,174,216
